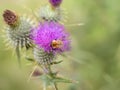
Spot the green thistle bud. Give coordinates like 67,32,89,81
36,5,63,22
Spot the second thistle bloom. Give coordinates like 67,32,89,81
3,10,36,50
32,21,70,54
49,0,62,7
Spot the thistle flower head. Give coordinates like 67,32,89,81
5,15,35,49
49,0,62,7
32,21,70,54
3,10,18,26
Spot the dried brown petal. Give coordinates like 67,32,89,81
32,69,43,77
3,10,18,26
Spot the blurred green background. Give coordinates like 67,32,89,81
0,0,120,90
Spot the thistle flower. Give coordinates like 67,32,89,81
3,10,36,49
36,0,64,22
49,0,63,7
3,9,36,64
32,21,70,54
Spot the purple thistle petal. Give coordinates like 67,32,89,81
49,0,63,7
31,21,70,54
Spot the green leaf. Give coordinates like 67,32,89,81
39,74,77,86
25,57,35,62
51,60,63,65
53,76,75,83
39,74,53,86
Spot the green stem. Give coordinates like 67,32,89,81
16,45,21,68
53,82,58,90
27,65,38,82
48,65,58,90
43,82,47,90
